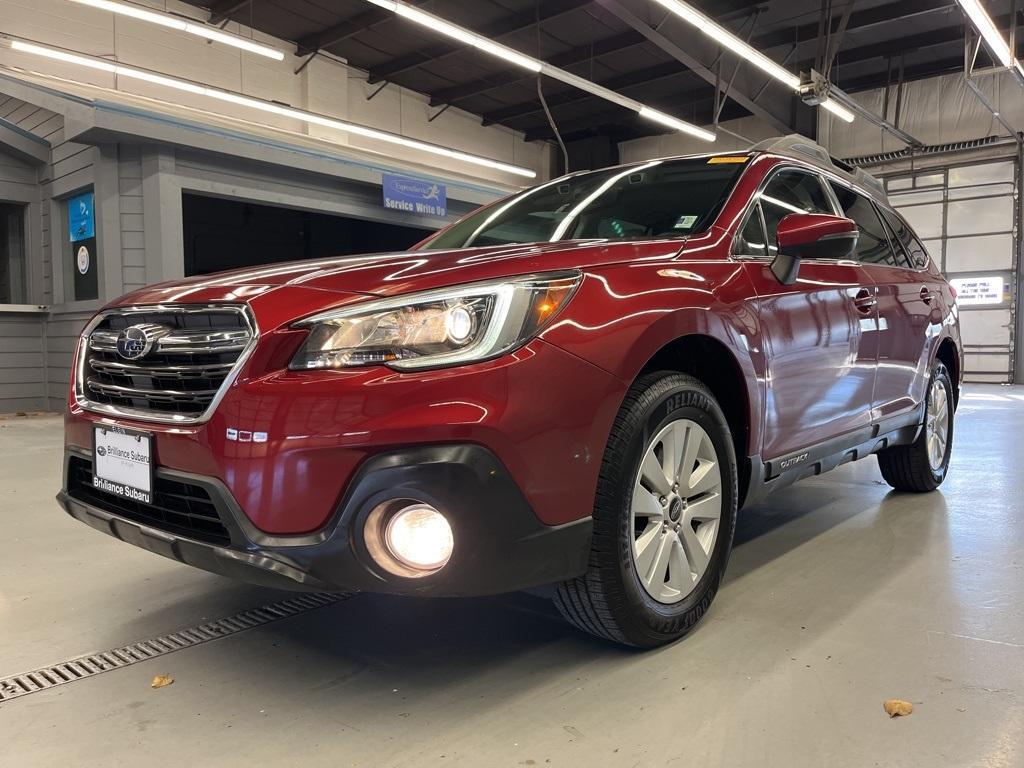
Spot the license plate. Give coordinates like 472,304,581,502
93,426,153,504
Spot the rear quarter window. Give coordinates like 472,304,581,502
880,207,930,270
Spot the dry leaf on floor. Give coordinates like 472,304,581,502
884,699,913,717
151,674,174,689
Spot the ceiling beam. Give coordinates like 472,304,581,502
594,0,795,134
425,0,753,108
425,0,954,110
366,0,591,85
517,26,968,139
752,0,958,52
524,106,650,142
801,11,1021,77
207,0,251,25
295,1,430,56
836,55,966,93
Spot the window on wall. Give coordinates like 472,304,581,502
0,203,27,304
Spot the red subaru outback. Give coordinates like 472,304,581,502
60,137,961,647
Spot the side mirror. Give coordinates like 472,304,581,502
771,213,859,285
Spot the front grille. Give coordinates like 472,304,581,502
67,456,231,545
79,306,254,421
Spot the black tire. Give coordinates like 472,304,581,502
554,372,738,648
877,361,954,492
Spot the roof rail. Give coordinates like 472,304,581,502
849,167,886,199
750,135,833,166
750,134,887,201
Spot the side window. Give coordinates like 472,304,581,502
760,170,833,255
880,208,930,270
829,183,906,267
734,203,768,257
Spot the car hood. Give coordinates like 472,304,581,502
112,238,690,308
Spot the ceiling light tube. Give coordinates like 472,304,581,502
67,0,286,60
7,39,535,178
820,98,855,123
956,0,1015,68
652,0,801,90
362,0,713,141
391,3,542,72
638,106,716,140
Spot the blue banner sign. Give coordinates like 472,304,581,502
383,174,447,217
68,191,95,243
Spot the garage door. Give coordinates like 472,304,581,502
885,159,1019,383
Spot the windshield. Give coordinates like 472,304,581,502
418,157,747,250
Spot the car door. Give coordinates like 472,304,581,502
737,167,877,461
878,206,948,412
828,181,937,421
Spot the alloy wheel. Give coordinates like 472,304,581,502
630,419,723,604
925,378,950,470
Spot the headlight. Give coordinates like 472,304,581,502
290,271,580,371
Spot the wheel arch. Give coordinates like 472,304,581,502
638,333,756,507
935,337,961,408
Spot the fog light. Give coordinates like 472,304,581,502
385,504,454,571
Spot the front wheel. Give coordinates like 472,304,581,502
554,372,738,648
877,361,954,492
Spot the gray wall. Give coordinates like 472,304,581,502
0,313,46,411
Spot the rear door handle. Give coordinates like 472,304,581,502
920,286,937,304
852,287,877,313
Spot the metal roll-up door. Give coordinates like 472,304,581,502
885,158,1019,383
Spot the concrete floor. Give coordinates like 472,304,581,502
1,385,1022,767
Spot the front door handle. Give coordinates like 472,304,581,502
852,287,877,313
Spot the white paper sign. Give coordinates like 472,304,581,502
950,276,1004,306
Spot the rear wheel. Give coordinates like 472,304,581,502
877,361,954,492
554,372,738,648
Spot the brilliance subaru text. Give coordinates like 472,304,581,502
60,136,961,647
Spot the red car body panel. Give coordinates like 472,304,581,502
63,151,963,555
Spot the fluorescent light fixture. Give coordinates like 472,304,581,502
820,98,855,123
362,0,714,141
652,0,801,90
392,2,541,72
638,106,715,139
652,0,863,126
68,0,286,60
957,0,1015,67
7,39,536,178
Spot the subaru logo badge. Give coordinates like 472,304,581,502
115,324,170,361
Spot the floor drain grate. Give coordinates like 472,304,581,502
0,591,350,703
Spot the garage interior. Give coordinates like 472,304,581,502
1,0,1023,765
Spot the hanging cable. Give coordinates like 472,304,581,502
535,0,569,174
538,76,570,173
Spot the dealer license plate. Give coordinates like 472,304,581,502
93,425,153,504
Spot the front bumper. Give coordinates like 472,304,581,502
58,444,592,597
